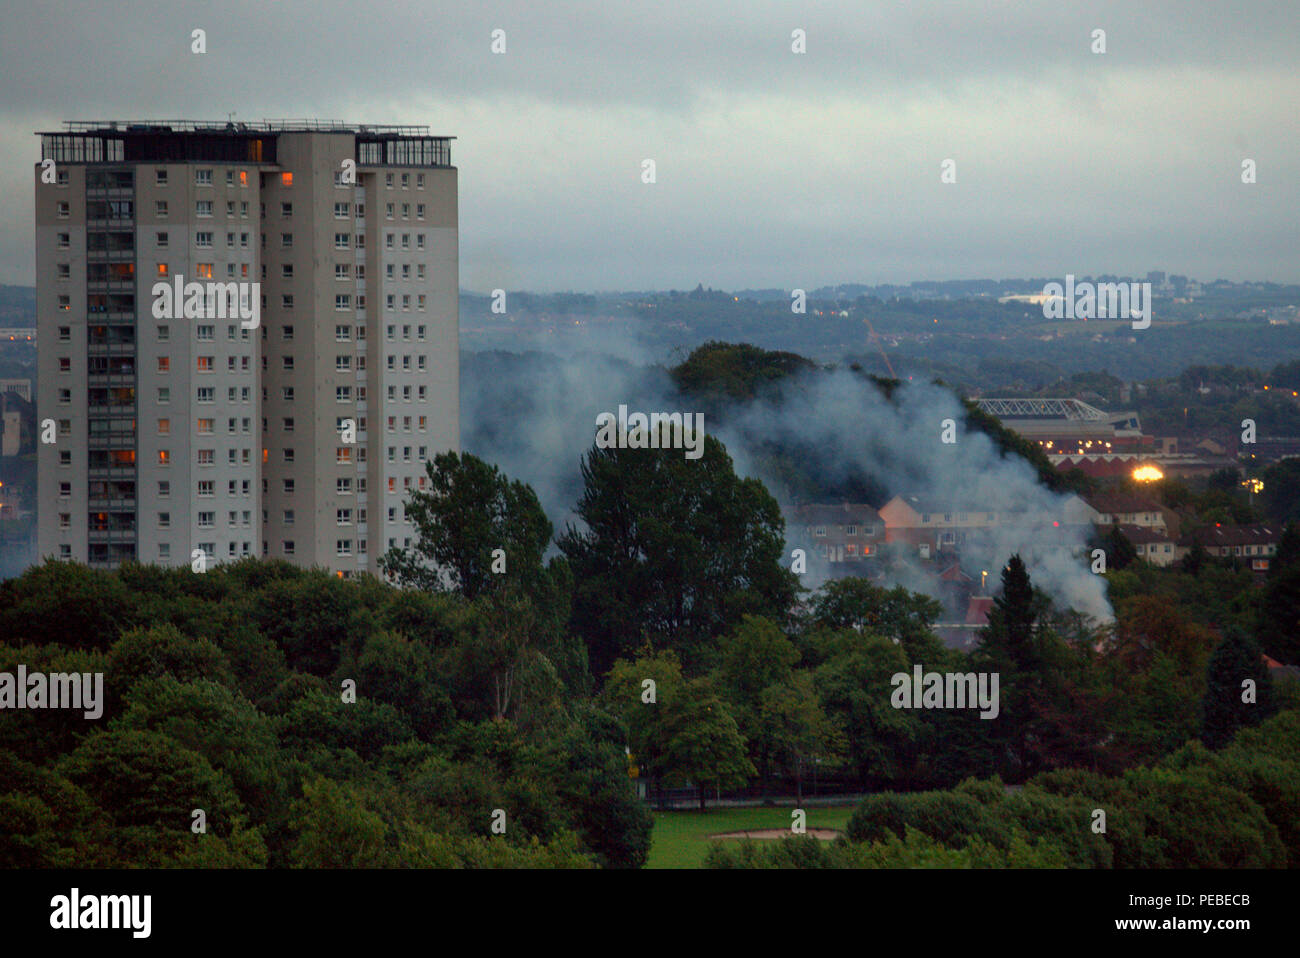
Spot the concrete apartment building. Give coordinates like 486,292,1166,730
35,120,458,576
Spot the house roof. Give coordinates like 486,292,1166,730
1179,524,1279,548
1083,493,1165,515
788,503,882,525
965,596,994,624
1113,524,1171,545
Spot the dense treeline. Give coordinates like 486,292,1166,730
4,341,1298,869
0,559,649,868
704,710,1300,868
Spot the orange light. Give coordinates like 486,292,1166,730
281,172,293,187
239,170,248,186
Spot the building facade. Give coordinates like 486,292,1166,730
35,120,458,575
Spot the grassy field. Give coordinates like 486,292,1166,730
647,804,857,869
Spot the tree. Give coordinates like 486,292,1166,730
973,556,1049,778
659,678,755,809
559,431,797,675
1200,628,1276,749
380,451,554,601
1258,523,1300,664
1101,525,1138,570
1180,538,1210,575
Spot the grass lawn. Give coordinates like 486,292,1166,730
647,804,857,869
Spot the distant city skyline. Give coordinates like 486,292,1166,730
2,1,1297,291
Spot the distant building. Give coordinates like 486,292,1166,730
785,502,884,568
0,379,32,402
1113,523,1177,566
1178,524,1280,572
1081,493,1180,537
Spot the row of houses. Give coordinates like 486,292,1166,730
785,493,1281,572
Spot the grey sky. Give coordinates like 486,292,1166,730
1,0,1297,291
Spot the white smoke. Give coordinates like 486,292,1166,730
460,337,1113,623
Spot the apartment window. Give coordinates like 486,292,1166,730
336,540,352,557
336,447,353,464
335,232,350,249
401,234,410,249
281,264,293,279
417,265,426,280
56,201,70,217
283,541,295,556
334,202,349,218
197,418,214,434
417,173,425,188
156,168,168,185
335,355,352,371
156,418,170,435
335,294,351,311
386,203,395,219
282,356,294,371
416,234,425,250
282,449,294,464
196,480,214,497
196,169,212,186
157,450,171,466
226,202,235,218
281,172,293,187
283,479,295,494
417,203,425,219
195,232,213,248
336,386,352,402
59,513,71,529
196,387,214,403
401,203,410,219
197,449,214,465
240,201,249,217
58,450,71,465
197,356,213,372
335,263,350,280
386,264,395,279
196,324,214,341
197,512,214,529
337,509,352,526
196,200,213,217
386,295,395,310
335,324,351,341
337,478,353,494
156,231,168,248
57,294,70,310
280,202,293,217
281,294,294,309
157,357,170,373
416,386,425,400
154,200,169,217
385,234,394,250
57,232,71,249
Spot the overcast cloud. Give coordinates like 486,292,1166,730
1,0,1297,290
